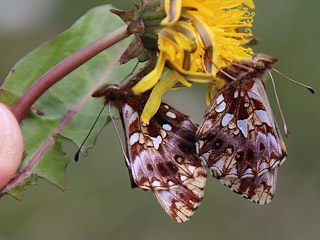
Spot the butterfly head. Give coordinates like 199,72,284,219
239,54,278,81
252,54,278,72
92,83,120,102
216,54,278,82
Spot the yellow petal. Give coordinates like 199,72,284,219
242,0,255,9
170,64,215,82
175,72,192,87
141,72,179,124
132,52,166,95
183,12,218,74
206,84,216,106
161,0,182,26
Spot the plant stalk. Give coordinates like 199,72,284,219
12,25,131,123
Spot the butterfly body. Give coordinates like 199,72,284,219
93,81,207,222
196,54,287,204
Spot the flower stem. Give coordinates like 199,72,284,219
12,25,131,123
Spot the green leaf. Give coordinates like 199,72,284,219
0,5,134,200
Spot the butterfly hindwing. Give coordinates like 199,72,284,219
222,167,278,204
153,168,207,222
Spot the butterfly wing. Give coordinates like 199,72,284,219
120,98,207,190
116,89,206,222
153,170,206,222
196,78,287,179
153,177,204,222
222,167,278,204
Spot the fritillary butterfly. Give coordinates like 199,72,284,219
196,54,287,204
93,80,207,222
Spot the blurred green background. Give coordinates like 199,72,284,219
1,0,320,239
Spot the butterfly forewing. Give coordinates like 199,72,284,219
97,82,207,222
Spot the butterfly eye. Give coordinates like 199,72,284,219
255,60,266,70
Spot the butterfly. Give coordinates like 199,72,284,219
196,54,287,204
92,80,207,222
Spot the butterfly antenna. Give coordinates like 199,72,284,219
120,49,158,86
74,103,107,162
220,55,255,72
271,67,315,94
267,69,290,137
120,60,140,85
206,54,237,81
108,102,131,167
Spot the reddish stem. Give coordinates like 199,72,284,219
12,25,131,123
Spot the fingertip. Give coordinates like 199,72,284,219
0,103,24,190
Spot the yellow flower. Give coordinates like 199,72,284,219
134,0,255,124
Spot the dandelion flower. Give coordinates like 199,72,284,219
133,0,255,124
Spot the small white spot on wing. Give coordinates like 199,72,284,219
151,135,162,150
245,168,253,175
234,90,239,98
233,129,240,136
270,158,277,167
198,140,204,149
215,160,224,170
201,152,210,161
153,180,161,187
129,111,139,124
237,118,249,138
166,111,177,119
255,110,272,126
260,162,268,171
248,91,260,100
188,165,196,173
162,124,172,131
168,180,175,186
129,132,139,145
180,175,187,181
228,122,236,129
216,94,224,104
229,168,237,175
139,133,145,144
123,104,134,119
216,101,226,113
222,113,234,127
160,129,167,138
